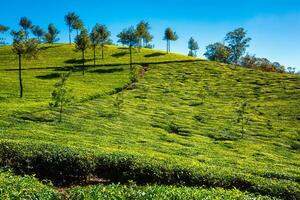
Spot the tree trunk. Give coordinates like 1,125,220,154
59,101,63,122
166,40,168,53
93,46,96,67
82,50,85,75
129,46,133,71
68,25,71,44
101,44,104,59
18,53,23,98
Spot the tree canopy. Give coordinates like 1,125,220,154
44,23,60,43
204,42,230,63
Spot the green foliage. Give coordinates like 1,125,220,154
64,12,80,43
0,25,9,45
50,72,73,122
31,25,45,42
136,21,153,48
235,101,250,137
114,93,124,114
164,27,178,53
204,42,230,63
44,23,60,44
117,26,139,48
240,55,285,73
225,28,251,64
188,37,199,57
0,171,61,199
19,17,32,37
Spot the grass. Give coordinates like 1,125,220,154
0,44,299,199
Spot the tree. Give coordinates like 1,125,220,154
240,55,286,73
19,17,32,38
136,21,153,49
72,18,84,37
64,12,79,44
287,67,296,74
117,26,139,70
114,92,124,115
0,25,9,45
50,72,72,122
95,24,111,59
31,25,45,42
225,28,251,64
75,29,90,75
235,101,250,138
204,42,230,63
44,23,60,44
188,37,199,57
163,27,178,53
90,25,100,66
11,30,39,98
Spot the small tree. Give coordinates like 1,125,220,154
204,42,230,63
44,23,60,44
31,25,45,42
64,12,79,44
90,25,100,66
0,25,9,45
225,28,251,64
163,27,178,53
117,26,139,71
11,30,39,98
75,29,90,75
19,17,32,38
97,25,111,59
136,21,153,49
188,37,199,57
50,72,72,122
114,92,124,115
236,101,250,138
72,18,84,37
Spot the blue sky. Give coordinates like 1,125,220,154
1,0,300,70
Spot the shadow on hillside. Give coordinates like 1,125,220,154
64,58,93,64
111,51,128,58
144,52,166,57
39,45,60,51
89,68,124,74
36,73,61,79
117,47,129,50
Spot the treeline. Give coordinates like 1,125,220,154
0,12,298,76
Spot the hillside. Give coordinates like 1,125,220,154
0,44,299,199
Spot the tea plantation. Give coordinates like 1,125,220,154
0,44,299,199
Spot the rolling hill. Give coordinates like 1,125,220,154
0,44,299,199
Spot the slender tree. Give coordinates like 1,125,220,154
117,26,139,71
44,23,60,44
75,29,90,75
89,25,100,66
72,18,84,37
31,25,45,42
50,72,72,122
188,37,199,57
136,21,153,49
64,12,79,44
0,25,9,45
19,17,32,38
11,30,39,98
225,28,251,64
236,101,250,138
97,24,111,59
163,27,178,53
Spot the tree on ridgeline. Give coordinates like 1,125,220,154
50,72,72,122
163,27,178,53
44,23,60,44
204,42,230,63
117,26,139,71
11,30,39,98
240,55,285,73
0,25,9,45
136,21,153,49
31,25,45,42
64,12,79,44
19,17,33,38
225,28,251,64
75,29,90,75
188,37,199,57
97,24,111,59
90,24,101,66
72,18,84,38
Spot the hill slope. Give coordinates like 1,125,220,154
0,44,299,199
